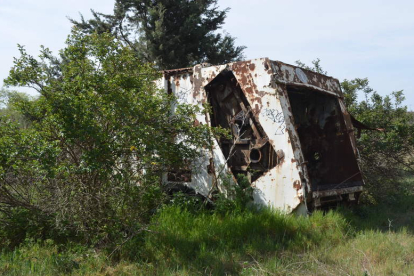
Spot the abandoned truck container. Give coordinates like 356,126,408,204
158,58,364,214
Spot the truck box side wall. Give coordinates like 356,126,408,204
286,86,363,191
229,59,306,213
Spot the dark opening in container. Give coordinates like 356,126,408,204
250,148,262,163
287,86,363,191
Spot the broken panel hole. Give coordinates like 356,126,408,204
205,70,278,184
287,85,363,191
250,148,262,163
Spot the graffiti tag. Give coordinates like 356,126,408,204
263,108,286,135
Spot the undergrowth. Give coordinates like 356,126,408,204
0,207,349,275
2,198,413,275
1,176,413,275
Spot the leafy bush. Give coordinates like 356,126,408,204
0,30,212,247
341,79,414,202
212,173,254,215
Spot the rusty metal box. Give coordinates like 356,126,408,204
159,58,364,214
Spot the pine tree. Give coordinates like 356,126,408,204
70,0,245,69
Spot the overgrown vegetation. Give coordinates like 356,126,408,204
0,4,413,273
342,79,414,202
0,30,213,248
1,197,413,275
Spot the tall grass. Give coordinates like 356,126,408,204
1,178,413,276
0,207,351,275
252,229,414,276
125,207,348,275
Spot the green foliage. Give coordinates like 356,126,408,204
70,0,245,69
1,199,414,275
121,206,349,275
341,79,414,202
213,173,254,215
167,191,205,214
1,30,212,246
295,58,327,75
0,88,32,128
165,172,254,216
0,240,94,275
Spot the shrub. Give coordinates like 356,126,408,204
1,30,212,247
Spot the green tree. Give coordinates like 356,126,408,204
70,0,245,69
341,79,414,201
0,88,32,128
1,29,212,245
295,58,327,75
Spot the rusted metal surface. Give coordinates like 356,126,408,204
312,186,363,199
204,71,278,183
287,86,363,192
158,58,364,214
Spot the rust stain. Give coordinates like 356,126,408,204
293,180,302,190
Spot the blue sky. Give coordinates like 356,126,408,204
1,0,413,110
